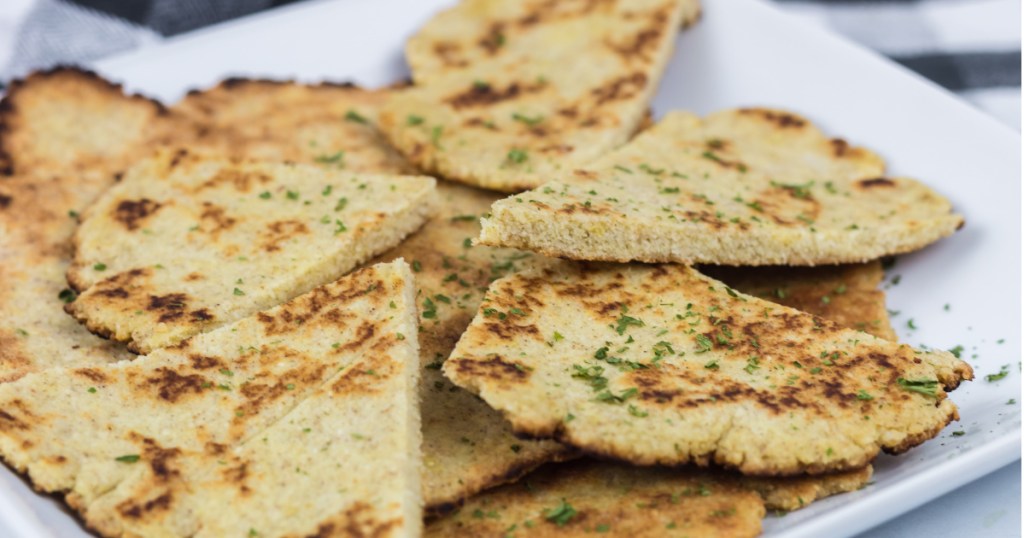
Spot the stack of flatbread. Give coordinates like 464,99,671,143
0,1,972,537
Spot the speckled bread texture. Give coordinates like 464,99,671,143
0,68,198,381
371,181,573,513
65,149,436,353
379,0,701,192
0,261,424,537
426,460,871,537
174,78,416,173
478,108,964,264
705,261,897,340
444,262,972,475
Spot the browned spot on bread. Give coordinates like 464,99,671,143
605,8,669,62
196,168,272,193
148,292,189,322
433,41,469,68
189,354,223,370
73,368,108,383
451,355,530,382
478,22,507,54
199,202,237,234
184,272,204,282
831,138,849,156
484,321,542,341
137,366,207,403
117,492,173,519
858,178,896,189
260,219,309,252
221,461,252,495
190,309,214,322
0,331,32,383
591,72,647,106
0,193,11,209
446,81,544,109
113,198,162,231
311,502,401,538
739,108,807,128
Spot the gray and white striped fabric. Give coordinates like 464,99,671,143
0,0,1018,128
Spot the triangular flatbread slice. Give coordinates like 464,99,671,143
0,68,194,381
478,108,963,263
444,262,972,475
426,460,871,537
174,78,416,173
0,260,423,537
65,149,436,353
371,181,573,513
705,261,896,340
379,0,701,192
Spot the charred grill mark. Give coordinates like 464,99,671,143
452,355,530,382
739,108,807,128
858,178,895,189
141,367,207,402
446,82,544,109
591,72,647,106
113,198,162,231
148,293,189,322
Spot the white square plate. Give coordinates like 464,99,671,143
0,0,1019,536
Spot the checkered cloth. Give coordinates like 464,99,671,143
0,0,1019,129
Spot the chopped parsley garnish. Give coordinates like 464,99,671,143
450,214,477,222
233,288,245,296
951,430,965,437
553,331,564,342
856,390,874,401
334,197,349,211
986,365,1010,383
771,180,815,199
406,114,424,126
906,318,917,330
628,404,648,418
694,334,713,353
115,454,140,463
58,288,77,303
286,190,299,200
896,378,938,397
430,126,444,149
315,151,345,165
512,112,543,126
322,185,333,196
422,298,438,319
614,314,644,335
411,260,422,272
93,263,107,271
506,148,528,164
949,345,964,358
704,359,719,370
87,387,97,393
344,109,368,124
334,220,348,234
544,499,577,526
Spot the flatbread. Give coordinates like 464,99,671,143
371,181,573,513
0,68,192,381
174,78,416,173
444,262,972,475
426,460,871,537
65,149,436,353
478,108,964,264
379,0,701,192
0,260,423,537
705,262,896,340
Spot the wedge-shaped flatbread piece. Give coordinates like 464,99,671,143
0,68,195,381
706,261,896,340
445,263,972,475
65,149,435,353
0,261,423,537
372,181,572,513
379,0,701,192
175,78,416,173
479,108,963,263
427,460,871,537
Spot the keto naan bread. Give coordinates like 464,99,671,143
380,0,701,192
66,149,435,353
444,262,971,475
0,261,423,537
372,181,573,513
706,261,896,340
478,109,963,264
426,460,871,538
0,68,193,381
175,78,416,173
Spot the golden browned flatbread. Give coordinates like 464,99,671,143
0,68,194,381
175,78,416,173
0,261,423,537
64,149,436,353
478,109,963,264
705,261,896,340
380,0,701,192
444,262,972,475
426,460,871,537
372,181,573,513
